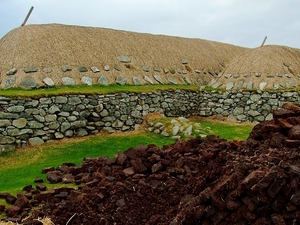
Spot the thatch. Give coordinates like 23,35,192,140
0,24,247,88
217,45,300,90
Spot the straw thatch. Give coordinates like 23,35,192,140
217,45,300,90
0,24,247,88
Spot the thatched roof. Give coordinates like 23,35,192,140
0,24,247,88
216,45,300,90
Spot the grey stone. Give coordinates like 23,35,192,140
5,75,15,89
161,130,169,137
55,96,68,104
248,110,260,117
233,74,240,79
246,81,253,90
285,74,292,78
117,55,131,63
62,104,76,112
6,68,17,75
153,67,161,72
104,65,110,71
78,66,88,72
42,67,52,73
0,119,11,127
48,105,60,114
98,75,109,86
183,77,192,85
62,77,75,85
0,135,15,144
20,78,38,89
91,66,100,73
102,127,115,133
274,83,279,89
24,66,38,73
279,81,286,89
43,77,55,87
233,107,244,116
212,82,222,88
61,122,71,133
100,109,109,117
133,77,142,85
250,94,261,102
244,73,251,77
40,97,52,104
195,69,201,74
61,65,72,72
182,69,188,74
49,121,60,130
7,128,33,136
7,106,24,113
144,76,154,84
116,75,126,85
54,132,64,139
112,120,124,128
71,120,87,129
154,75,163,84
226,82,234,90
276,73,283,77
181,59,188,64
34,130,47,136
224,74,232,79
224,99,234,105
68,96,81,105
28,137,44,146
236,80,244,90
114,65,121,71
65,130,74,137
81,76,93,85
142,66,150,72
167,77,177,84
255,72,261,77
12,118,27,128
28,121,44,129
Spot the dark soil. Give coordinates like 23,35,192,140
1,102,300,225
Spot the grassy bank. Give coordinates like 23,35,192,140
0,84,200,97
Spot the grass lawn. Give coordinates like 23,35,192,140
0,84,200,97
0,132,175,196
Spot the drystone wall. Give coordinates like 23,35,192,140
0,90,300,153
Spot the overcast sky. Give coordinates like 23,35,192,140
1,0,299,49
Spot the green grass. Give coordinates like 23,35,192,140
0,132,174,195
194,119,254,140
0,84,199,97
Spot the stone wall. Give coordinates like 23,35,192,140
0,90,299,153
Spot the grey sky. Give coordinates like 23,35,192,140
1,0,299,48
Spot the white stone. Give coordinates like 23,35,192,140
144,76,154,84
43,77,55,87
259,82,267,90
91,66,100,73
172,125,180,136
81,76,93,86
